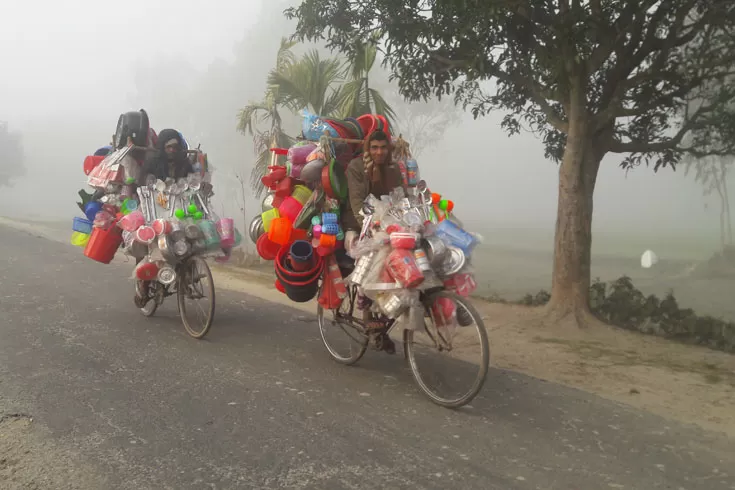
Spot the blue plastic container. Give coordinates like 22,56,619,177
321,212,338,225
84,202,102,222
321,223,339,235
434,219,477,255
72,217,93,235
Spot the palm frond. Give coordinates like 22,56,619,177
250,148,272,196
237,100,273,135
369,88,397,126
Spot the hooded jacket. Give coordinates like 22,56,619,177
137,128,193,184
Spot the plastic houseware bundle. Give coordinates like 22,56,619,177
73,133,242,272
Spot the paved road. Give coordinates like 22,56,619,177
0,224,733,489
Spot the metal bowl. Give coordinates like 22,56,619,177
438,246,466,278
157,235,180,264
261,193,275,212
249,215,265,244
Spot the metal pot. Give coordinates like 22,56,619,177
185,223,203,240
249,215,265,244
438,246,466,279
157,235,180,264
422,236,448,267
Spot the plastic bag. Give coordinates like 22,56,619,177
287,142,317,166
301,110,339,141
386,249,425,289
442,266,478,297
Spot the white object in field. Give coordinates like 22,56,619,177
641,250,659,269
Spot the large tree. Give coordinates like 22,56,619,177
288,0,735,325
0,121,25,188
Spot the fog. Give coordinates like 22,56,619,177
1,0,728,260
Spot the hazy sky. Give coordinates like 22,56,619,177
1,0,260,122
1,0,730,257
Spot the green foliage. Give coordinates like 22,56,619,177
287,1,735,169
239,36,399,192
0,122,25,187
517,276,735,353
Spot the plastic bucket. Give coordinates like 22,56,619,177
291,185,313,205
84,202,102,222
278,196,303,223
256,233,281,261
288,240,314,272
84,223,123,264
268,217,293,246
70,231,90,247
72,217,93,235
261,208,280,232
275,247,324,303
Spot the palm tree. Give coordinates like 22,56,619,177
337,32,397,126
239,37,398,192
237,38,297,194
267,49,345,117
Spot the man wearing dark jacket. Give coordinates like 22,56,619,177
137,128,193,184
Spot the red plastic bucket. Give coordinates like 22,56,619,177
274,246,324,302
84,223,123,264
256,233,281,261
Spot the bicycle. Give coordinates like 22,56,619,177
135,253,216,339
316,273,490,408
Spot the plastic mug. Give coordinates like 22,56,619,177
216,217,235,249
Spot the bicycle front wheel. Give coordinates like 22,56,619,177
177,256,215,339
405,291,490,408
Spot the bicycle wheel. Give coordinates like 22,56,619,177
405,291,490,408
317,288,368,365
177,256,215,339
135,280,158,317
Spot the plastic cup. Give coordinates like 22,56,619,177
216,217,235,248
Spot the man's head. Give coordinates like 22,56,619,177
156,129,184,163
366,130,390,166
163,138,181,160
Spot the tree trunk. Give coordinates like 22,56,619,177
720,161,732,246
546,112,605,327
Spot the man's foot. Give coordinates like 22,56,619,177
374,332,396,354
133,294,149,309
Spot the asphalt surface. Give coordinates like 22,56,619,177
0,223,734,489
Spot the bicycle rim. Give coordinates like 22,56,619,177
317,293,368,365
406,291,490,408
177,256,215,339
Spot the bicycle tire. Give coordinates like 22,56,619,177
317,298,368,365
405,291,490,408
177,256,215,339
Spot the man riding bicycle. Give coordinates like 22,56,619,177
342,130,404,353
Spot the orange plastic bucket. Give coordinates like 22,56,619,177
268,217,293,245
84,223,123,264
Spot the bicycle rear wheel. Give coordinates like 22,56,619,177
177,256,215,339
405,291,490,408
317,288,368,365
135,280,158,317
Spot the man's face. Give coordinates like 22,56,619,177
368,139,389,165
164,140,180,160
